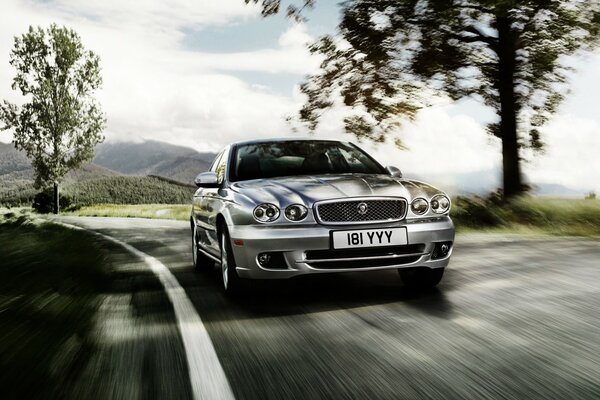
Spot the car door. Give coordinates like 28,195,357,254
193,150,222,252
197,146,230,254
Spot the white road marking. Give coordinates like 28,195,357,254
56,222,235,400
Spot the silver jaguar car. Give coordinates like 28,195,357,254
191,139,455,294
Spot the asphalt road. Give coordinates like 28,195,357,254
58,216,600,400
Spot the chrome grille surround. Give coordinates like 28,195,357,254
314,197,408,225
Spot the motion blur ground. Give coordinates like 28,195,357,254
0,214,111,399
43,216,600,400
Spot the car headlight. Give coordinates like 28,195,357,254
284,204,308,221
430,194,451,214
253,203,280,222
410,198,429,215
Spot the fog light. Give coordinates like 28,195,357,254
256,252,287,269
441,244,449,255
258,253,271,267
432,241,453,260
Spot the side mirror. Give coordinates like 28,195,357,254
386,165,402,178
194,171,219,188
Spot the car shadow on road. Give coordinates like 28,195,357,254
176,266,456,323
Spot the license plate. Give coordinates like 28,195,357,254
331,227,408,249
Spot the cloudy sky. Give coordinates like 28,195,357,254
1,0,599,194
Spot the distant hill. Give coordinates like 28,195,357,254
0,140,214,206
93,140,216,184
531,183,587,197
407,169,588,198
66,175,195,205
0,143,122,205
0,142,31,175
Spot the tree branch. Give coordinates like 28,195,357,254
454,25,499,52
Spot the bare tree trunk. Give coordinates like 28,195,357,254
497,16,523,200
53,182,59,214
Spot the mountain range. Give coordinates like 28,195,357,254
93,141,215,183
0,140,215,183
0,140,216,205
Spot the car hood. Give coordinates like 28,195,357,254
230,174,444,207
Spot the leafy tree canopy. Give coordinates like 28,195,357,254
0,24,105,191
251,0,600,197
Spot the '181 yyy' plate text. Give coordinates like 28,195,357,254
331,227,408,249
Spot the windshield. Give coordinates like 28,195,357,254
230,140,387,182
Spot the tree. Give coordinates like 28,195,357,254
250,0,600,199
0,24,105,213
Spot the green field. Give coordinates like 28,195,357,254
0,213,112,398
0,175,195,208
67,203,191,221
452,196,600,236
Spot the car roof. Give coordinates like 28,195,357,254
230,137,350,147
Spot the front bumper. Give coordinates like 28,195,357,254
228,217,455,279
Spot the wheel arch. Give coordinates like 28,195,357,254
216,213,227,241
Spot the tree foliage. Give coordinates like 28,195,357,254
0,24,105,210
253,0,600,198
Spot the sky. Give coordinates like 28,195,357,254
1,0,599,194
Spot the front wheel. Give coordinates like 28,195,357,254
220,226,243,295
399,267,445,289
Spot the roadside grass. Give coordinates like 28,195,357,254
452,196,600,237
66,203,191,221
0,212,111,399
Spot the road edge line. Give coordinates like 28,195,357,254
55,221,235,400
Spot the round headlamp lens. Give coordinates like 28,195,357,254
253,203,280,222
285,204,308,221
431,195,450,214
411,198,429,215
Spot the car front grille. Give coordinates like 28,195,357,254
315,198,407,224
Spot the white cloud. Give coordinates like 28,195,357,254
526,115,600,193
306,105,502,192
0,0,315,150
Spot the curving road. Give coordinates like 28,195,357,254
57,217,600,400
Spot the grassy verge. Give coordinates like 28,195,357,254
66,203,191,221
0,212,111,398
452,196,600,237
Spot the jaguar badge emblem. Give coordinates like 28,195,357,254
357,202,368,215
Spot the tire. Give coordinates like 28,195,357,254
192,223,213,272
219,225,243,295
399,267,445,289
